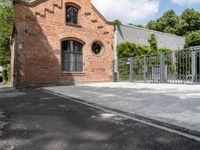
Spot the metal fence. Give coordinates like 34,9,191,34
117,46,200,84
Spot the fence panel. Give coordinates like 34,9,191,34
117,46,200,84
118,58,130,81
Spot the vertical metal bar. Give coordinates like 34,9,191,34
179,51,182,83
178,52,181,83
190,50,192,82
160,53,165,83
130,58,133,82
192,51,196,82
185,51,187,83
143,55,147,83
199,52,200,83
172,51,175,83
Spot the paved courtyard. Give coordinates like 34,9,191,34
44,82,200,134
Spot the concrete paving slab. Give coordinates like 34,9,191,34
44,82,200,133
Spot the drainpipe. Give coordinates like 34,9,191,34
113,25,119,82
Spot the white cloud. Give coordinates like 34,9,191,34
91,0,159,24
171,0,200,5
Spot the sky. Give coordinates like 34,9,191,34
91,0,200,25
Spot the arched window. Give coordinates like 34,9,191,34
61,40,83,72
66,5,78,24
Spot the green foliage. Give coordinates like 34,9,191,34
159,48,171,53
148,34,158,53
185,30,200,47
7,64,11,81
175,18,189,36
146,20,157,30
117,35,172,81
128,23,145,28
2,67,8,82
0,0,14,82
180,9,200,34
117,42,136,58
146,9,178,34
117,34,172,59
117,42,152,59
146,8,200,47
113,19,122,26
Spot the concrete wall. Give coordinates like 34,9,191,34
117,25,185,50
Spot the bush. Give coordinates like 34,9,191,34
185,30,200,48
7,65,11,81
1,65,11,84
117,42,172,59
2,68,8,83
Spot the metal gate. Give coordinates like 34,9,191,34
118,46,200,84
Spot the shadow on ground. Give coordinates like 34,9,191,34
0,88,200,150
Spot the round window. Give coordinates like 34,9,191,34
92,42,102,55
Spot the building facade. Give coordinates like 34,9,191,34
11,0,115,87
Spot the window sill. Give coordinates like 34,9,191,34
66,23,82,28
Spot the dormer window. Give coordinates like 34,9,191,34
66,5,78,24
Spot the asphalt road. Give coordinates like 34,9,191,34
0,88,200,150
44,83,200,133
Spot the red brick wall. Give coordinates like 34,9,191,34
13,0,114,87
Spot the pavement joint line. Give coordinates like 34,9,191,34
42,88,200,142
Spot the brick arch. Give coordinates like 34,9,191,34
60,37,85,45
65,2,81,9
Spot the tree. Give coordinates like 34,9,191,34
175,18,189,36
185,30,200,48
148,34,158,53
146,8,200,47
146,20,157,30
128,23,144,28
117,42,137,59
180,8,200,33
113,19,122,26
0,0,14,82
146,9,179,34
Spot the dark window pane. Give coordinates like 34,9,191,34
92,42,102,55
66,6,78,24
62,40,83,72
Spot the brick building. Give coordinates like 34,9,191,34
10,0,115,87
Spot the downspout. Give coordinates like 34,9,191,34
13,31,18,87
113,25,118,81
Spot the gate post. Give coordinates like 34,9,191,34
192,51,196,82
143,55,147,83
160,53,165,83
130,58,133,82
113,60,118,82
